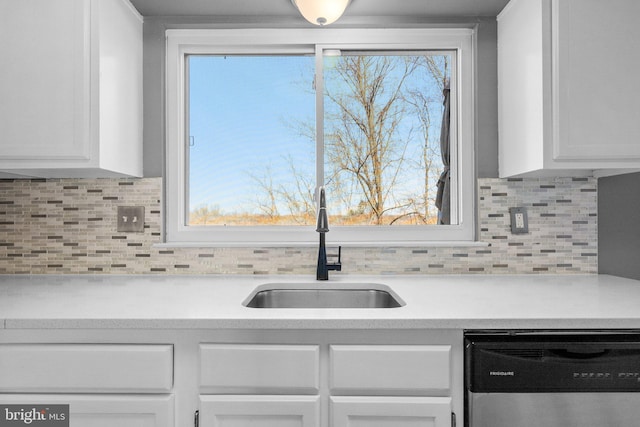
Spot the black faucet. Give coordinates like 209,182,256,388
316,187,342,280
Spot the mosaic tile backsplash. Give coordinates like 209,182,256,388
0,177,597,274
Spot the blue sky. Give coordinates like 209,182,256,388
188,55,316,214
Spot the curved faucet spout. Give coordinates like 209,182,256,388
316,187,329,233
316,187,341,280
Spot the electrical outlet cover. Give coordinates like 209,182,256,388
509,207,528,234
117,206,145,232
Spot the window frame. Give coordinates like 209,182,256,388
165,28,476,246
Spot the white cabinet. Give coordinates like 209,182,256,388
199,344,320,394
330,345,452,427
330,345,451,395
0,0,143,178
0,344,173,392
198,344,320,427
200,396,320,427
0,344,174,427
331,396,452,427
498,0,640,177
198,343,453,427
0,395,174,427
0,329,462,427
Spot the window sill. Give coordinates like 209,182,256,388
153,241,490,249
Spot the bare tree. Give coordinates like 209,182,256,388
249,157,315,225
248,53,449,226
324,55,421,225
250,165,280,220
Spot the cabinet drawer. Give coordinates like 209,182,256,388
200,344,319,394
200,395,320,427
0,394,174,427
331,396,452,427
0,344,173,393
330,345,450,395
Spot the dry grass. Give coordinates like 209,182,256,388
189,213,439,226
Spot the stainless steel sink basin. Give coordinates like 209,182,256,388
243,283,404,308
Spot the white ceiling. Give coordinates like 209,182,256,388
128,0,510,18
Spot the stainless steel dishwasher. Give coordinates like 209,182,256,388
465,330,640,427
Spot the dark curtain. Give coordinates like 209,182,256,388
435,82,450,224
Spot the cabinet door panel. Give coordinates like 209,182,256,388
0,0,90,160
200,396,319,427
553,0,640,161
497,0,546,177
0,344,173,393
0,394,173,427
330,345,451,395
200,344,319,394
331,396,451,427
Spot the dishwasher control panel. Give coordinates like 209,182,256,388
465,331,640,393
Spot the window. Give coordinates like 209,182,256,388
166,29,475,245
187,55,316,227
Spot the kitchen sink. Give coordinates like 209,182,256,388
243,283,404,308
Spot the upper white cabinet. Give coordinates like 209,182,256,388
0,0,143,178
498,0,640,177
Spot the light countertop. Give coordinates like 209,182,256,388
1,274,639,330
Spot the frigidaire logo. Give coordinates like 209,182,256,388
489,371,515,376
0,405,68,427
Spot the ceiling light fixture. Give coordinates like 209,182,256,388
291,0,351,26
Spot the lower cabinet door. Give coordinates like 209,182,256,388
200,395,320,427
0,394,174,427
331,396,451,427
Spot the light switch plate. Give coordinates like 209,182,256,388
509,207,528,234
117,206,145,232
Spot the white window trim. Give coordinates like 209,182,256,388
165,28,476,246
